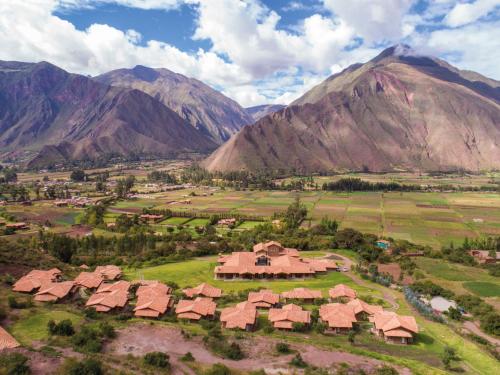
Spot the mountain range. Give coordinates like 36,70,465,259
95,65,252,144
204,45,500,173
246,104,286,121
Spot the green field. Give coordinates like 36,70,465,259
463,282,500,297
11,309,83,345
159,216,191,225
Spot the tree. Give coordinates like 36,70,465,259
348,331,356,344
442,346,458,370
61,357,103,375
283,197,307,229
70,169,86,182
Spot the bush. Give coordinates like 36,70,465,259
291,322,308,332
374,365,398,375
181,352,195,362
48,319,75,336
290,353,307,368
71,327,102,353
61,357,103,375
205,363,232,375
0,352,30,375
98,322,116,339
276,342,291,354
143,352,170,368
8,296,29,309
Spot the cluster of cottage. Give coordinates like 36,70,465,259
11,264,418,345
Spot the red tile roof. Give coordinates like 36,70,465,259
94,265,122,280
0,326,19,350
34,281,75,302
134,282,173,318
372,311,418,337
301,258,338,272
13,268,62,293
247,290,280,308
176,297,216,320
346,298,383,316
183,283,222,298
220,302,258,329
329,284,357,300
74,272,103,289
319,303,357,329
86,281,130,312
281,288,322,300
268,304,311,329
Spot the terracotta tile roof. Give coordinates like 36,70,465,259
247,290,280,307
13,268,62,293
329,284,357,300
134,281,173,318
86,281,130,312
372,311,418,336
301,258,338,271
281,288,322,300
34,281,75,302
220,302,258,329
319,303,357,329
74,272,103,289
268,304,310,329
176,297,217,320
346,299,383,316
94,265,122,280
0,326,20,350
183,283,222,298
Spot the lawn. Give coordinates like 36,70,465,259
124,257,372,295
159,216,191,225
11,309,83,345
236,220,264,229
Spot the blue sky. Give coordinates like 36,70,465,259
1,1,499,106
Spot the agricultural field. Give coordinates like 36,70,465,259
101,188,500,249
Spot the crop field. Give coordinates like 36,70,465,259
105,189,500,249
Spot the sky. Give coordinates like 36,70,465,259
0,1,499,107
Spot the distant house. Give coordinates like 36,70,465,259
0,326,20,350
34,281,76,302
319,303,357,334
371,311,418,344
6,222,29,231
469,250,500,264
268,304,311,330
139,214,164,223
328,284,357,301
217,218,236,226
346,298,383,320
134,282,174,318
176,297,216,321
86,281,130,312
183,283,222,299
13,268,62,293
54,200,68,207
247,289,280,309
94,265,122,281
281,288,322,303
220,301,258,331
300,258,338,272
74,272,104,290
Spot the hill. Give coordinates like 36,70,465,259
0,61,216,165
95,65,253,144
203,45,500,173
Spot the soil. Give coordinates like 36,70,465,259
106,323,410,374
5,347,64,375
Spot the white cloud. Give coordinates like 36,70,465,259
322,0,414,42
444,0,500,27
57,0,183,10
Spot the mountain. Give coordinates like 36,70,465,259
246,104,286,121
203,45,500,173
0,61,216,165
95,65,253,144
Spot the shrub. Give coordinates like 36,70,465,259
374,365,398,375
205,363,232,375
48,319,75,336
71,327,102,353
276,342,291,354
143,352,170,368
61,357,103,375
98,322,116,339
291,322,308,332
0,352,30,375
8,296,29,309
181,352,195,362
290,353,307,368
